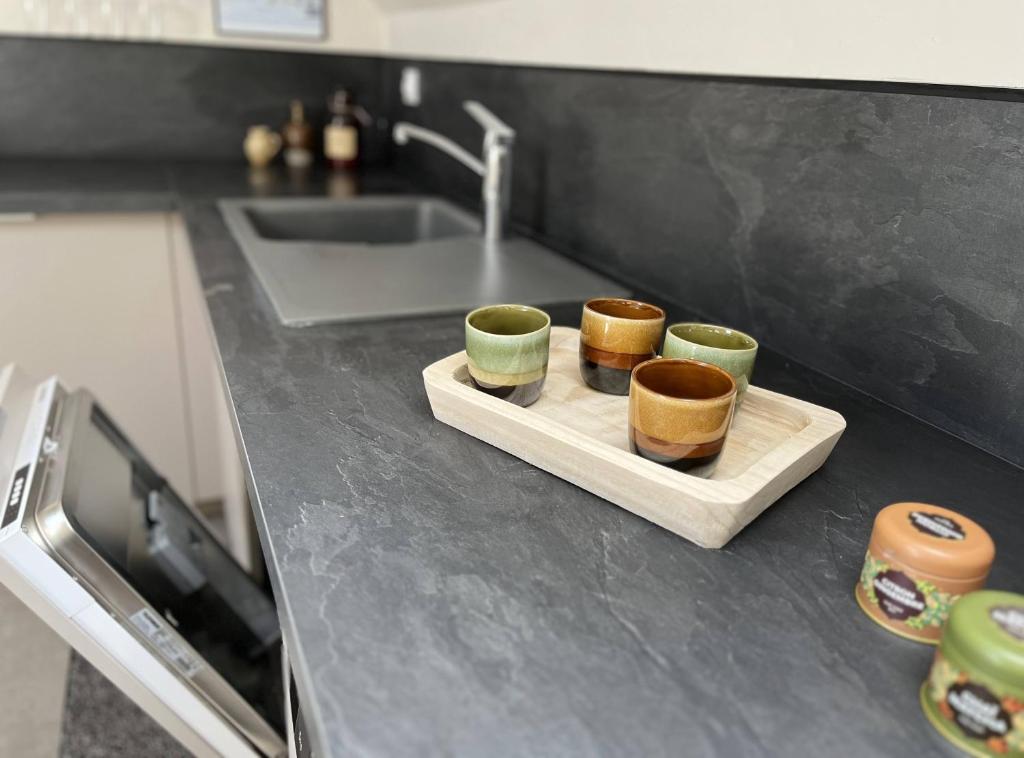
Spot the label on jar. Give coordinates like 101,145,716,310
909,511,966,540
947,682,1012,739
859,550,956,631
991,606,1024,642
325,124,357,160
873,569,926,620
925,651,1024,754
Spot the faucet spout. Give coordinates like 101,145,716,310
392,101,515,242
392,122,485,176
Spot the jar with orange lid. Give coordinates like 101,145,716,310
855,502,995,643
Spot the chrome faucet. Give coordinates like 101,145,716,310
393,101,515,243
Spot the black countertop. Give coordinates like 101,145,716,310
4,159,1021,757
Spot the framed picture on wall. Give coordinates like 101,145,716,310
214,0,326,40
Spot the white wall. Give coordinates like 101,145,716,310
384,0,1024,89
0,0,385,54
0,0,1020,89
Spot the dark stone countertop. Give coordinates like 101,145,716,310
3,159,1021,758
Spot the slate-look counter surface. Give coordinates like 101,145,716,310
2,161,1021,757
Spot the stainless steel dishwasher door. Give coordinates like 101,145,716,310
0,368,286,757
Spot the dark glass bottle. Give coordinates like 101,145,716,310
282,100,314,169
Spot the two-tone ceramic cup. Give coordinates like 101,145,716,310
465,304,551,407
579,298,665,395
628,358,737,475
662,323,758,399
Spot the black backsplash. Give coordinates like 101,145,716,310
383,59,1024,469
0,36,388,162
1,36,1022,468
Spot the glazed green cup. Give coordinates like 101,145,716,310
465,304,551,407
662,323,758,399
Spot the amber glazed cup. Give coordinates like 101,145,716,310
628,358,737,475
579,298,665,395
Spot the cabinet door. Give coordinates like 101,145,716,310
0,212,195,502
168,215,253,569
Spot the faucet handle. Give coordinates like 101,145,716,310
463,101,515,141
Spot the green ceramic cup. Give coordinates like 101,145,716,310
465,304,551,407
661,322,758,399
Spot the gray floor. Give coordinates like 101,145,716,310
60,653,188,758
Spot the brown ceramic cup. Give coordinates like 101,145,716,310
628,358,737,476
579,298,666,395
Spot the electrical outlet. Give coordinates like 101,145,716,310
400,66,421,107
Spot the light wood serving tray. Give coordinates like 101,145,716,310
423,326,846,548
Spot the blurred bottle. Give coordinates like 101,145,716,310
282,100,314,169
324,88,360,171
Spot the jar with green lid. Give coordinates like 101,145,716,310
922,590,1024,756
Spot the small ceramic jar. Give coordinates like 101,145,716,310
243,125,282,168
922,590,1024,757
855,503,994,643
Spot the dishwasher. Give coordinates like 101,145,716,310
0,364,286,757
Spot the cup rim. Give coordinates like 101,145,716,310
666,322,758,352
631,357,737,404
584,298,666,323
466,304,551,339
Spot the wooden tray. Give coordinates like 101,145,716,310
423,326,846,548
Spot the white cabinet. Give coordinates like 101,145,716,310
0,212,251,566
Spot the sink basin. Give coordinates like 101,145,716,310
243,197,479,245
218,195,628,326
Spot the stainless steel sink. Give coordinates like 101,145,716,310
218,195,628,326
242,196,479,245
